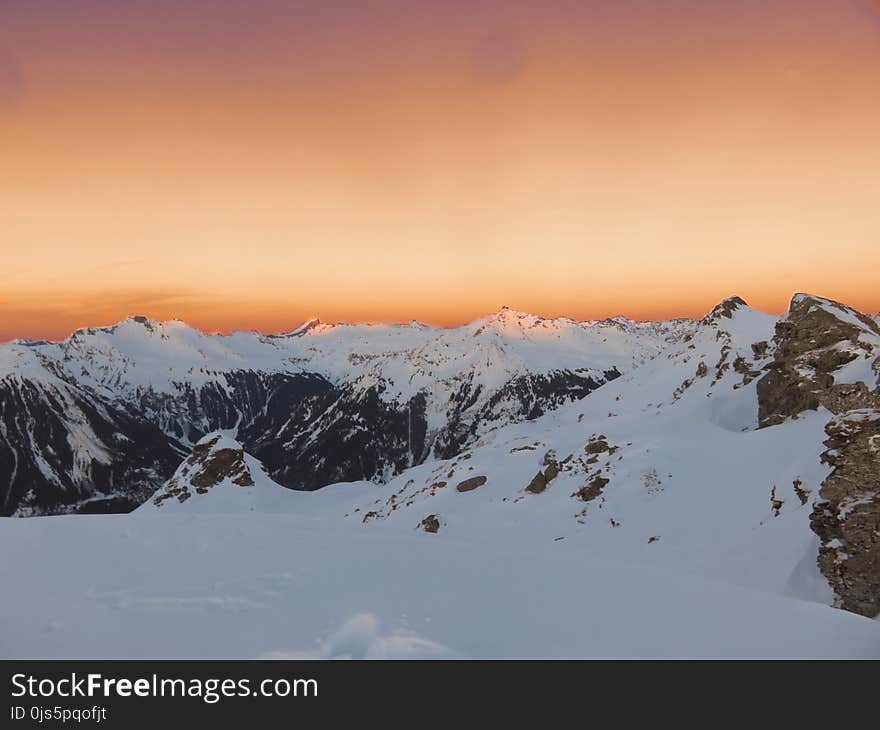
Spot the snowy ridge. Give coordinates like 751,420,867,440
1,308,687,400
0,306,693,515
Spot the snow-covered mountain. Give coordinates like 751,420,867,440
0,308,687,515
2,293,879,657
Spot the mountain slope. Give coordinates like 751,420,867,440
346,294,880,616
0,348,183,515
0,309,686,514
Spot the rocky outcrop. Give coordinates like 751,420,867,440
810,410,880,617
757,294,880,428
702,295,748,324
575,475,609,503
524,452,561,494
152,434,255,508
751,295,880,616
455,475,487,493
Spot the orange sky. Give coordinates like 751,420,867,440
2,0,880,341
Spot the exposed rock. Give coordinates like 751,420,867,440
420,514,441,533
793,479,811,506
455,475,487,493
673,377,694,399
584,435,610,454
702,296,748,324
190,443,254,489
732,355,760,385
810,409,880,617
770,486,784,517
751,341,769,360
757,368,821,428
525,459,560,494
575,475,609,502
0,376,184,517
757,294,880,428
153,434,255,508
510,444,538,453
525,471,547,494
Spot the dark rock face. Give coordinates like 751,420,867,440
0,377,183,516
432,369,618,460
756,367,822,428
135,371,331,444
1,361,619,513
810,410,880,618
0,371,330,515
757,295,880,428
420,514,441,533
242,368,619,492
242,385,429,491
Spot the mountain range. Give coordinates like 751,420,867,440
2,293,879,653
0,306,687,515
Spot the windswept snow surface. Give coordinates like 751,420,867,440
1,509,879,659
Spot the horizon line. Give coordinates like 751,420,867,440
5,292,875,346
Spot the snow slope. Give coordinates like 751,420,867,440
1,511,878,659
347,299,833,602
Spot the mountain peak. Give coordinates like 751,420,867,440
66,315,194,343
122,314,188,330
788,293,880,336
704,296,748,323
288,317,323,336
470,307,554,335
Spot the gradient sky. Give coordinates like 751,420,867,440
2,0,880,341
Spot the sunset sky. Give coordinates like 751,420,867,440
2,0,880,341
